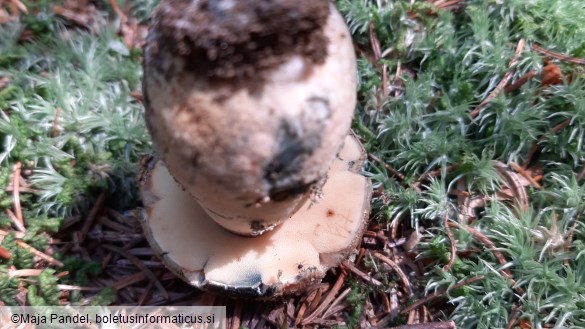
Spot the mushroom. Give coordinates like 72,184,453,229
139,0,372,297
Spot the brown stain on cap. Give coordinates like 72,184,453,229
150,0,331,86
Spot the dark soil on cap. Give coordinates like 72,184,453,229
150,0,330,83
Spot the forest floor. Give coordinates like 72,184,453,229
1,0,585,328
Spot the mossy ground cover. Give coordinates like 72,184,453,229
1,0,585,328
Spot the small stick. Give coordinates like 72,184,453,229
400,275,485,314
509,162,542,189
493,161,529,212
108,0,128,23
393,64,404,97
79,191,106,241
532,44,585,66
232,299,242,329
8,269,67,278
295,285,325,326
322,287,351,319
9,0,27,13
369,22,381,61
102,244,169,300
373,252,413,297
15,240,64,267
56,285,101,291
302,270,347,325
0,246,10,260
447,222,524,297
564,208,584,266
5,209,25,232
9,269,44,277
446,221,511,277
382,63,389,98
369,153,406,181
0,228,24,239
390,321,456,329
5,186,41,193
550,119,571,134
471,39,525,118
112,271,147,290
504,70,537,94
341,260,383,286
0,76,10,90
522,119,571,168
407,308,420,325
577,162,585,182
413,165,458,190
129,91,144,103
52,107,61,138
12,162,23,227
137,280,155,306
442,215,456,272
369,23,389,101
506,307,522,329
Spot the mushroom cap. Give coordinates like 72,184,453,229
138,134,372,298
143,1,357,235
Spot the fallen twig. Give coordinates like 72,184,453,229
391,321,457,329
102,244,169,300
509,162,542,190
108,0,127,23
446,221,512,277
16,240,64,267
442,215,456,272
532,44,585,66
322,287,351,319
8,0,27,14
56,285,101,291
52,107,61,138
295,284,328,326
506,306,522,329
11,162,23,228
8,269,68,278
112,272,147,290
577,162,585,182
129,91,144,103
493,161,529,212
342,260,383,286
0,76,10,90
522,119,571,168
369,153,406,181
400,275,485,314
79,190,106,242
302,270,347,325
504,70,537,94
0,228,24,239
0,246,10,260
564,208,584,266
373,252,413,297
471,39,525,118
5,209,25,232
413,165,458,191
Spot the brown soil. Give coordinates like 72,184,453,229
151,0,330,82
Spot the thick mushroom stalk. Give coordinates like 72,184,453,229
140,0,372,297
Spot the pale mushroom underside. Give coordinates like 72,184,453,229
138,134,372,298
